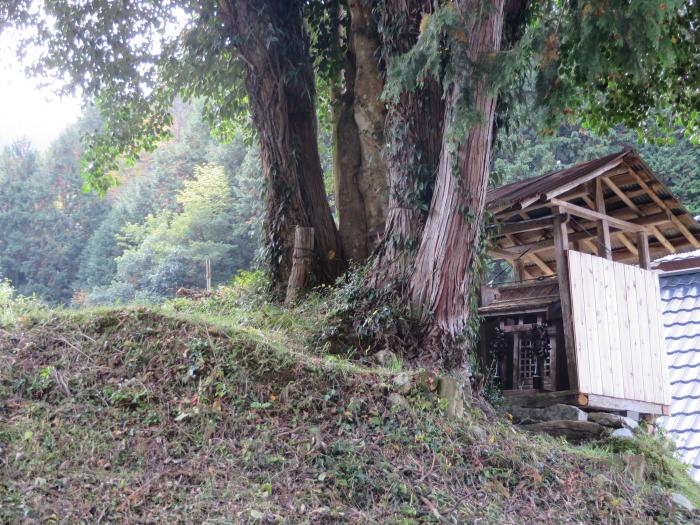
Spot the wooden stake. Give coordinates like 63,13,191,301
285,226,315,304
205,257,212,292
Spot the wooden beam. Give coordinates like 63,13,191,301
497,230,594,258
612,239,689,264
601,175,677,254
637,231,651,269
584,393,666,416
490,215,560,236
615,232,638,257
552,208,578,391
583,238,599,255
631,211,673,227
595,179,612,260
630,171,700,249
512,259,524,281
488,247,517,261
503,389,587,408
549,198,648,233
541,158,625,202
506,232,556,276
525,253,556,276
582,194,596,210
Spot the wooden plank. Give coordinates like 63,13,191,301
549,198,649,233
613,262,635,401
584,393,666,416
595,179,612,260
591,256,615,397
637,231,651,269
645,271,670,405
578,253,602,395
602,257,624,399
502,323,537,334
624,263,645,403
503,389,587,408
631,171,700,249
568,252,592,393
632,264,654,402
650,274,672,405
553,209,579,391
644,270,664,404
633,265,651,403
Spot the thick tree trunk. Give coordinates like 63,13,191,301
408,0,505,363
369,0,444,288
333,0,388,262
219,0,346,291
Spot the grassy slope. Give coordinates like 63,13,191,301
1,288,699,524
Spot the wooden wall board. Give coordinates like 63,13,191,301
613,263,635,400
568,253,592,393
568,251,669,405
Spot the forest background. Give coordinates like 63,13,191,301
2,97,700,306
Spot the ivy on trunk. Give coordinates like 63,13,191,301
220,0,347,291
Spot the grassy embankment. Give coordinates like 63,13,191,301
1,278,698,524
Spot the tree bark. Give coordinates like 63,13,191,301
333,0,388,262
219,0,346,291
408,0,505,363
286,226,315,304
369,0,444,288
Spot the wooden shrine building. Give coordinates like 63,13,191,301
479,149,700,416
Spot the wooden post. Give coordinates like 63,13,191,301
205,257,212,292
285,226,315,304
637,231,651,270
595,179,612,260
553,208,579,391
512,259,524,282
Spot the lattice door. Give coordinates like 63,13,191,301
517,334,555,390
509,314,556,391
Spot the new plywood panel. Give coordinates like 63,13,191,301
568,251,670,405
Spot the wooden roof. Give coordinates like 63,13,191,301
488,149,700,279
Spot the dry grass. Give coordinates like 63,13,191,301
0,305,698,524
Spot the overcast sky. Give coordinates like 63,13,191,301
0,33,82,151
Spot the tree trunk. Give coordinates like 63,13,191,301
219,0,346,292
369,0,444,288
333,0,388,262
408,0,505,364
285,226,315,304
